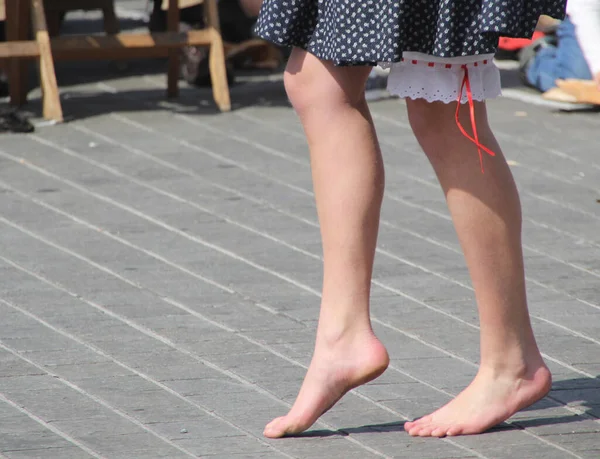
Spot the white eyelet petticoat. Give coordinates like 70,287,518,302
383,53,502,104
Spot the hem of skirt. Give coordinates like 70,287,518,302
391,90,503,104
253,33,379,64
253,32,500,66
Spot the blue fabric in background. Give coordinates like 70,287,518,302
526,17,593,92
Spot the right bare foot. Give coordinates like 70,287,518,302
263,330,389,438
404,361,551,437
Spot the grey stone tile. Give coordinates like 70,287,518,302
2,447,96,458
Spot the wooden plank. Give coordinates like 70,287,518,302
0,30,217,60
49,31,212,61
0,41,41,59
1,31,214,62
52,45,173,61
52,30,213,51
31,0,63,122
167,0,179,98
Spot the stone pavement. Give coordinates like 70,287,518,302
1,14,600,459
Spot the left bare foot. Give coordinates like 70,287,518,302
404,362,552,437
263,330,389,438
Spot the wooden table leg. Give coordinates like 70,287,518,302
167,0,179,98
205,0,231,111
6,0,31,107
31,0,63,122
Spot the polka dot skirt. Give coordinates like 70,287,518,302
256,0,566,169
255,0,566,104
255,0,567,66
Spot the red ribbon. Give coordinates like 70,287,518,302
454,65,496,173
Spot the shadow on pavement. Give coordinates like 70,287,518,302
289,375,600,438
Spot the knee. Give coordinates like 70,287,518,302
283,70,315,115
407,98,490,140
284,62,366,117
407,98,492,165
407,101,451,166
406,99,449,145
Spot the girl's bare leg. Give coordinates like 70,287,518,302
403,99,552,437
263,49,389,438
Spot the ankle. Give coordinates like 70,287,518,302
479,360,528,380
315,323,374,348
479,351,547,379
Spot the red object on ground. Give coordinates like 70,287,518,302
498,31,545,51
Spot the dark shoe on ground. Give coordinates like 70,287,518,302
0,108,35,133
0,75,8,99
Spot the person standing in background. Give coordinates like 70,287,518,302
554,0,600,103
522,0,600,104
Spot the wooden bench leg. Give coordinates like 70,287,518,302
6,0,30,107
31,0,63,122
205,0,231,112
167,0,179,98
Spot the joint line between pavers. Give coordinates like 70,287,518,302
1,125,596,456
0,156,597,384
371,111,600,190
4,135,600,346
0,388,106,459
0,341,199,458
103,113,600,313
2,166,598,382
1,149,598,401
108,112,600,308
0,239,589,459
0,260,386,459
175,104,600,221
0,297,299,459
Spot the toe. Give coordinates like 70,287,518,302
407,421,428,436
407,425,423,436
407,417,436,437
412,423,436,437
446,426,464,436
430,427,448,437
417,426,435,437
404,415,431,433
263,417,287,438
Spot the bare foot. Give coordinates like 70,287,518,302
404,362,552,437
263,331,389,438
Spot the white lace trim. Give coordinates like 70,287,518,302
382,52,501,104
